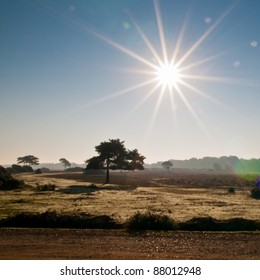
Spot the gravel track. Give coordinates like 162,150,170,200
0,228,259,260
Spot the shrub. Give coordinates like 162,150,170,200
10,164,33,173
40,167,50,173
0,211,120,229
0,166,13,181
228,187,235,194
180,217,260,231
250,187,260,199
22,165,34,172
2,179,22,190
0,166,22,190
37,183,56,191
126,211,176,231
34,169,42,174
66,167,84,172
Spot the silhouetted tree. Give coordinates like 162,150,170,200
162,160,173,171
17,155,39,166
85,139,145,183
127,149,146,171
59,158,71,170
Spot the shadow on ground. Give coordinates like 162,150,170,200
57,184,137,194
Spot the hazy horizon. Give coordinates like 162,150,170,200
1,0,260,165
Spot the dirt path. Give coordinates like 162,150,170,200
0,228,259,259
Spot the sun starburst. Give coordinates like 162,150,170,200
68,0,244,134
155,62,181,88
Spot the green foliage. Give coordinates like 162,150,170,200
239,174,259,181
126,212,176,231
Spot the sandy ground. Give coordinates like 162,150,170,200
0,228,259,260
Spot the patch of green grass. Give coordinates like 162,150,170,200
238,173,258,181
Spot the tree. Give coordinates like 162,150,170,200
59,158,71,170
162,160,173,171
127,149,146,171
17,155,39,166
85,139,145,183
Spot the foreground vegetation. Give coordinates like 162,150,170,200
1,210,260,231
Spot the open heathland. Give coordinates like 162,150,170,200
1,169,259,223
0,169,260,259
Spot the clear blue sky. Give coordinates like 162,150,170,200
1,0,260,164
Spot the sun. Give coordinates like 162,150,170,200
77,0,238,132
155,62,181,88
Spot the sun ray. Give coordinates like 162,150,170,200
89,29,158,70
126,11,163,65
147,85,167,135
178,79,227,108
170,6,191,64
153,0,168,63
41,0,253,138
168,85,178,128
181,74,260,87
178,50,232,73
71,78,156,113
130,83,161,113
175,84,209,135
176,1,238,68
114,67,157,76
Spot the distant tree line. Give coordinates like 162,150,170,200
147,156,260,173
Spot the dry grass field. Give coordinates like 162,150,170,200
0,169,259,223
1,169,260,260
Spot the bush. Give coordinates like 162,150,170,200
0,211,120,229
0,166,13,181
250,187,260,199
2,179,22,190
84,169,105,175
22,165,34,172
10,164,33,173
34,169,42,174
180,217,260,231
126,212,176,231
228,187,235,194
40,167,50,173
66,167,84,172
37,183,56,191
0,166,22,190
